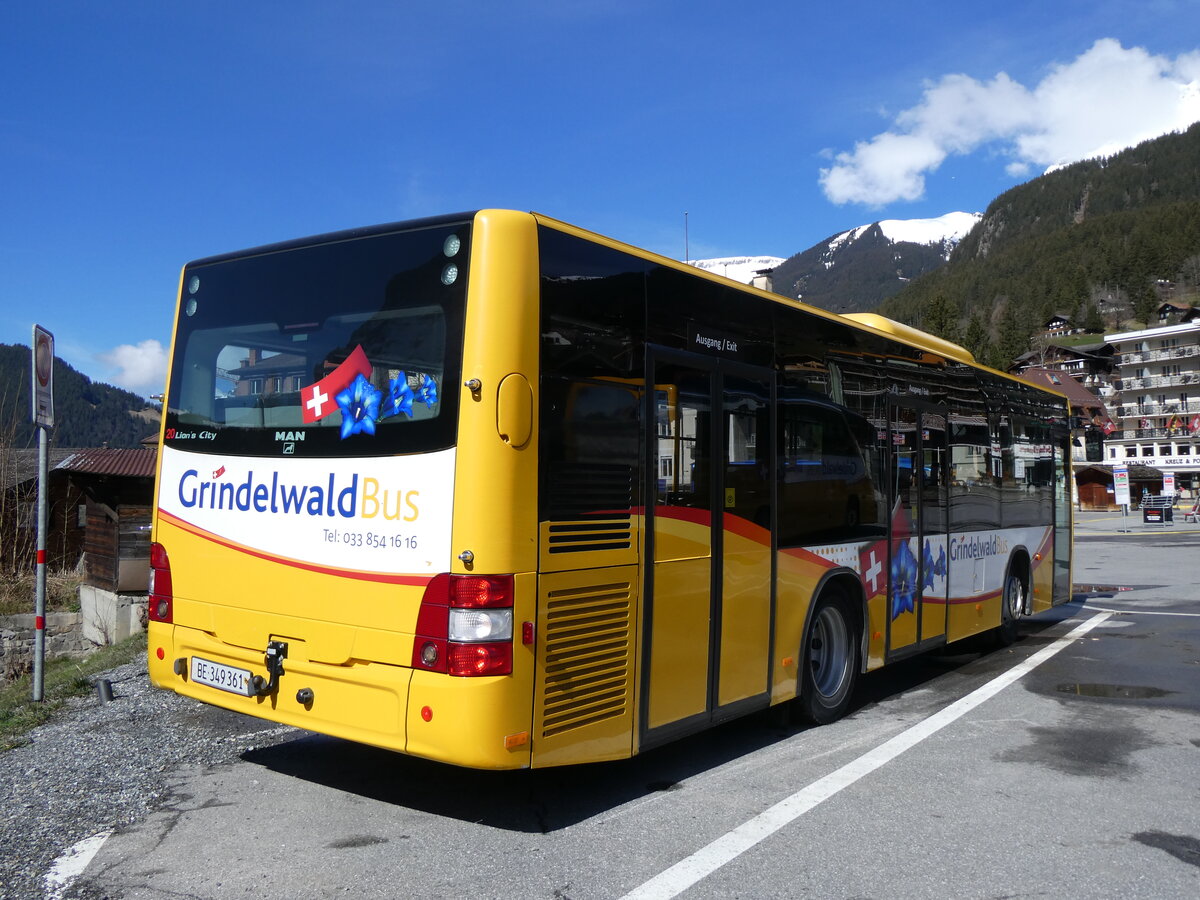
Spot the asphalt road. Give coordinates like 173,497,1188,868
57,511,1200,898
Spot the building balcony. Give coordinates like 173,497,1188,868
1118,344,1200,366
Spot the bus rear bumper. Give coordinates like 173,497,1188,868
147,622,533,770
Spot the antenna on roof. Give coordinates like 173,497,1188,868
684,211,689,265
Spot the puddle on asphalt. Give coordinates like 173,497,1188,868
1056,683,1175,699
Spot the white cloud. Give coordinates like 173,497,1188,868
820,39,1200,207
99,339,168,396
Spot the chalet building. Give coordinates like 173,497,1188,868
1104,321,1200,496
1041,314,1078,337
1009,342,1115,400
1155,301,1200,326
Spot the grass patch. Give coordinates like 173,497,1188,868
0,632,147,751
0,569,84,617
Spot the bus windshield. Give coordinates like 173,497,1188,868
164,221,468,458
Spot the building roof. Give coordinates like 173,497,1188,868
1018,368,1109,414
54,447,157,479
3,448,83,490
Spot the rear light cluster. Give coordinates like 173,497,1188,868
148,542,173,623
412,574,514,677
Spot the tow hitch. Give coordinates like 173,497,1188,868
250,641,288,696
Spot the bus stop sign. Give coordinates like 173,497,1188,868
32,324,54,429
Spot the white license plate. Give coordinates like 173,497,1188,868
190,656,254,697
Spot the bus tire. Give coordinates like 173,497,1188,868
989,560,1027,648
798,587,859,725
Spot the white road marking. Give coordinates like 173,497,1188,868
44,829,112,899
620,613,1113,900
1086,604,1200,617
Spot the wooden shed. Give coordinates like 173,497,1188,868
55,448,157,591
1075,464,1164,511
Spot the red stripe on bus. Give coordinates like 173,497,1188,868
156,510,434,587
651,505,713,528
652,506,774,549
722,512,771,546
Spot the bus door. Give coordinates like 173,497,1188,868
641,350,774,746
886,399,949,658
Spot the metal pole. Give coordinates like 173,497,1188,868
684,211,689,265
33,425,48,701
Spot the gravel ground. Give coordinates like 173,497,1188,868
0,657,300,900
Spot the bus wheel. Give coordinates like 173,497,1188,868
990,565,1027,648
798,588,859,724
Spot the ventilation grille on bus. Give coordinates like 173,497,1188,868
544,463,633,553
541,581,632,737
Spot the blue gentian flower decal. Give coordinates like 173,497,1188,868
416,374,438,409
922,540,937,592
383,373,415,419
336,374,382,439
890,539,918,620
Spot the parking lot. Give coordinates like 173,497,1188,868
28,511,1200,898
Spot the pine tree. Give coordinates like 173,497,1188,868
1132,280,1158,326
963,314,988,361
922,293,960,343
995,303,1031,369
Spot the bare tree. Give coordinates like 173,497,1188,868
0,387,37,578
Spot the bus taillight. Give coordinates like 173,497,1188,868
412,573,514,676
448,642,513,677
148,542,173,623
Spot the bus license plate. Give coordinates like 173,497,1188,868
190,656,253,697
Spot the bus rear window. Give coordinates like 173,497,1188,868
164,223,467,457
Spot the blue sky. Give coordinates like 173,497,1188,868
2,1,1199,396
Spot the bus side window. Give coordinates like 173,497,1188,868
779,397,880,544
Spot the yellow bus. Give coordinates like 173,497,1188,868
148,210,1073,769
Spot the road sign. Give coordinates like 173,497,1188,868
1113,464,1131,507
32,324,54,428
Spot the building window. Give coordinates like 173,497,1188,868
1142,446,1154,456
1125,446,1137,457
1180,445,1191,456
1109,447,1117,459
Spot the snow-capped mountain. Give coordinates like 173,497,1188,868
769,211,983,314
687,255,787,285
822,212,980,264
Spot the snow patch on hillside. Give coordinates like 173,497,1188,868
689,256,786,284
877,211,980,245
